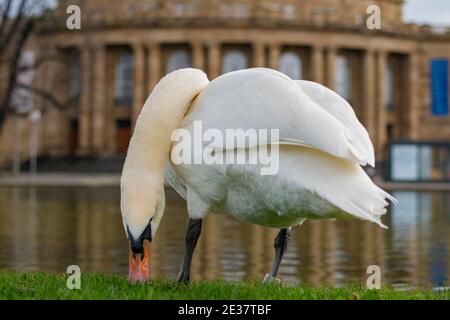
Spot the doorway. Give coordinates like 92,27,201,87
116,119,131,154
70,119,79,155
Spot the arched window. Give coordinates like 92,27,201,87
115,52,133,105
335,55,352,102
166,50,192,73
222,50,248,74
279,52,302,80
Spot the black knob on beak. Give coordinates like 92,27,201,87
127,223,152,254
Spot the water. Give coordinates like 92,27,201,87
0,186,448,287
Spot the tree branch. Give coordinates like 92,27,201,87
13,82,76,113
17,52,66,73
0,0,13,39
0,1,73,133
0,0,28,56
0,17,33,115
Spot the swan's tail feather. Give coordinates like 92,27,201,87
322,173,396,229
285,146,396,229
325,191,390,229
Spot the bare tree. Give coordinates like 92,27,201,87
0,0,70,133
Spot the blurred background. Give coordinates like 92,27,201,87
0,0,448,288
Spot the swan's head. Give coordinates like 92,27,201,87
120,173,165,284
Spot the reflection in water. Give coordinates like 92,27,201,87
0,187,448,287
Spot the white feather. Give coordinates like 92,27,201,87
295,80,375,167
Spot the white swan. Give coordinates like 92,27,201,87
121,67,396,283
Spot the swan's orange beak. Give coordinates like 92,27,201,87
128,240,151,284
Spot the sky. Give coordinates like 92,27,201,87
403,0,450,25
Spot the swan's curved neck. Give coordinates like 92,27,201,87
122,69,209,183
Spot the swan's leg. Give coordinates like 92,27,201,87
177,218,203,283
264,228,291,284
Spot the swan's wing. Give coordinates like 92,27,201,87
294,80,375,166
182,68,372,166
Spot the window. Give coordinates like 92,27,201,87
221,3,248,18
69,55,81,104
141,3,153,12
390,143,450,182
172,2,196,17
115,52,133,106
430,59,449,116
235,4,248,18
279,52,302,80
391,144,420,181
222,50,248,74
385,61,394,111
335,55,352,102
283,4,295,19
166,50,192,73
271,4,280,12
221,3,232,17
173,3,184,16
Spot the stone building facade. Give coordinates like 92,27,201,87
1,0,450,173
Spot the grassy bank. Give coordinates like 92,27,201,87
0,271,447,300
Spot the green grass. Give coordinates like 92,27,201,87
0,271,448,300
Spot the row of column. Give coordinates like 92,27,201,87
77,41,419,159
128,42,341,118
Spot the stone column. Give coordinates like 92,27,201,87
133,43,146,125
312,45,324,84
363,49,376,140
376,51,387,157
408,53,420,140
192,42,205,70
268,43,280,70
31,47,47,157
253,42,265,67
92,45,106,154
41,47,63,156
78,46,92,155
325,47,337,90
147,43,161,92
207,42,221,79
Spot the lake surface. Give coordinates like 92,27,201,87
0,186,448,287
